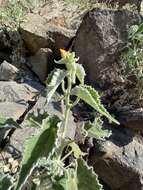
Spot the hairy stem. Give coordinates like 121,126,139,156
57,73,73,159
62,74,72,139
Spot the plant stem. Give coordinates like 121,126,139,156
62,74,72,139
57,73,73,159
61,150,73,162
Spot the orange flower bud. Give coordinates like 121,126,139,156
60,48,67,58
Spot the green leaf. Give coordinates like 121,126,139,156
69,142,86,159
15,115,60,190
45,69,67,104
129,25,139,38
0,117,20,128
0,174,12,190
84,118,112,139
71,85,119,124
76,64,86,84
27,110,49,128
77,159,103,190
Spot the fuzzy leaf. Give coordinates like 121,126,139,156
84,118,112,139
0,117,20,128
45,69,67,104
71,85,119,124
69,142,86,159
77,159,103,190
15,115,60,190
0,174,12,190
76,64,86,84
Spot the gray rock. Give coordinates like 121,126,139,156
0,102,27,120
89,127,143,190
28,48,52,82
0,0,8,7
72,8,142,88
0,81,38,102
8,93,76,157
0,60,18,81
0,101,27,153
118,108,143,131
0,81,40,149
97,0,142,11
8,126,37,155
19,0,87,54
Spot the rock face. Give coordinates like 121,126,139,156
72,8,142,89
19,0,87,54
89,126,143,190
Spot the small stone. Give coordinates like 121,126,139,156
3,164,10,173
8,157,14,164
11,160,19,174
0,60,18,81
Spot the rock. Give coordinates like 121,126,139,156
0,52,11,63
0,102,27,147
0,0,7,7
89,126,143,190
118,108,143,131
0,102,27,120
0,61,18,81
97,0,142,11
0,81,40,148
20,0,86,54
8,126,37,155
7,91,76,157
72,8,142,89
28,48,53,82
141,1,143,14
0,81,38,102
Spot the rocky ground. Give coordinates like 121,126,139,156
0,0,143,189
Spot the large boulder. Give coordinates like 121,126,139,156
72,8,142,89
19,0,87,55
89,126,143,190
